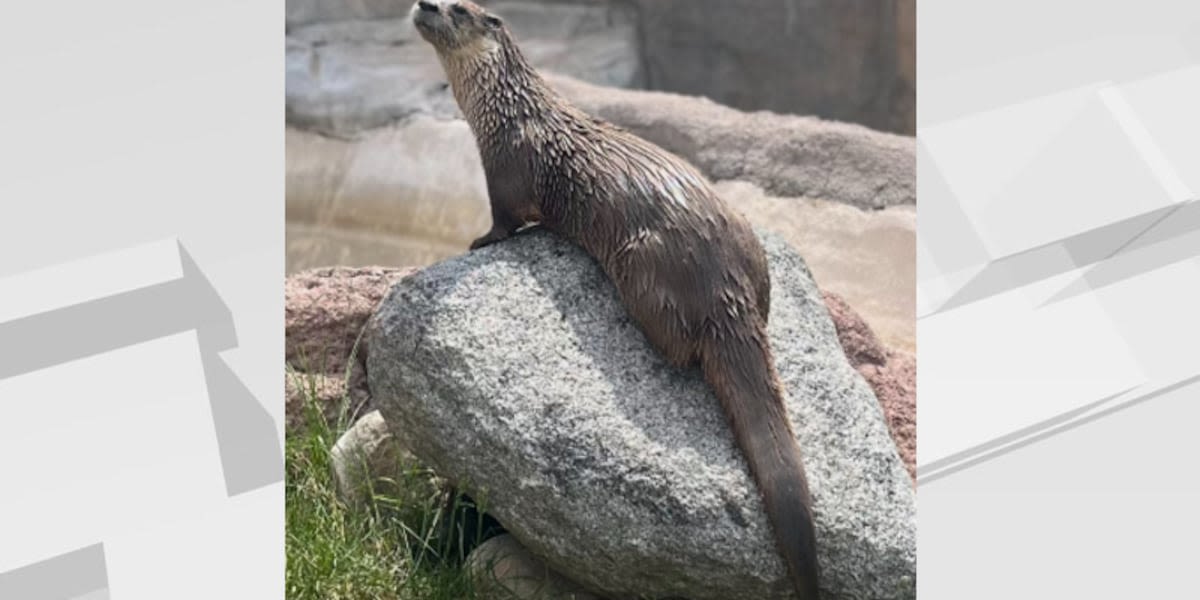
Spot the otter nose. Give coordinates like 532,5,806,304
417,0,439,13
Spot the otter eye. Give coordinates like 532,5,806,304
483,15,502,28
450,4,468,15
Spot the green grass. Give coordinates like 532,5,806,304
285,367,489,600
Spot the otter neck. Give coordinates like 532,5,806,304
438,34,553,140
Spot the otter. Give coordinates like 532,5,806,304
412,1,821,597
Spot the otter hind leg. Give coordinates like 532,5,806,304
634,305,700,367
608,269,704,367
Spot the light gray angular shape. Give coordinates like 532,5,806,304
917,387,1135,483
975,94,1176,259
1111,65,1200,197
0,544,107,600
916,141,990,275
919,375,1200,599
917,2,1200,598
367,231,915,600
200,348,285,496
920,374,1199,484
932,201,1190,313
919,0,1199,124
1187,20,1200,59
0,241,282,497
0,242,233,381
70,590,111,600
1044,199,1200,304
180,247,285,497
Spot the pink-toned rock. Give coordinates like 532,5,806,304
285,265,416,373
822,291,916,479
285,371,352,433
285,266,415,432
860,350,916,480
821,290,888,367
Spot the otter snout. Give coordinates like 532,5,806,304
412,0,500,51
411,0,444,38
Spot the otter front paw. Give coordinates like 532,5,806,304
469,229,508,250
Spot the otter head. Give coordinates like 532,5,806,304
411,0,506,55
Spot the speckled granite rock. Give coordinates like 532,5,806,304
285,265,415,374
367,231,915,600
857,350,916,481
283,264,916,478
284,266,415,430
823,291,916,480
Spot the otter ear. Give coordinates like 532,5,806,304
483,14,502,29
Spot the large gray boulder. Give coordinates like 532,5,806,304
367,231,915,600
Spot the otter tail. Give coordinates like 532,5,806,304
700,326,820,600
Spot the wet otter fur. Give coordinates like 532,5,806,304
412,1,821,597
